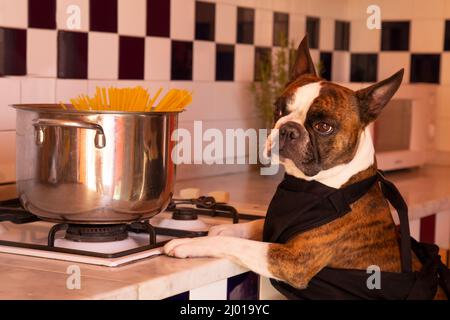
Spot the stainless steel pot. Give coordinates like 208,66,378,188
13,104,179,224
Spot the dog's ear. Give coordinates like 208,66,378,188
290,35,317,80
356,69,404,125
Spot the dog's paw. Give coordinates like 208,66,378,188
163,236,224,259
208,223,248,238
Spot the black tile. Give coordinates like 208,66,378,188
216,44,234,81
195,1,215,41
28,0,56,29
227,272,259,300
147,0,171,37
0,28,27,76
254,47,271,81
306,17,320,49
445,20,450,51
119,36,145,80
410,54,440,84
381,21,410,51
334,21,350,51
237,7,254,44
90,0,118,33
350,53,378,82
273,12,289,46
163,291,189,300
319,52,332,81
58,31,88,79
171,40,193,80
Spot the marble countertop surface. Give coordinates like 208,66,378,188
0,165,450,299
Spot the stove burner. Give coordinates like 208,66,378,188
65,224,128,243
172,208,198,221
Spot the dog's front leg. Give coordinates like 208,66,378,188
208,219,264,240
163,236,281,280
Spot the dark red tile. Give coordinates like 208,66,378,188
420,214,436,244
171,40,193,80
237,7,254,44
410,54,441,84
119,36,145,80
216,44,234,81
306,17,320,49
0,28,27,76
57,31,88,79
147,0,171,37
90,0,118,33
195,1,215,41
273,12,289,46
28,0,56,29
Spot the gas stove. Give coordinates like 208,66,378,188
0,196,263,267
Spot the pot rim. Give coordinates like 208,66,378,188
11,104,184,116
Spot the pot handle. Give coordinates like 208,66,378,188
33,118,106,149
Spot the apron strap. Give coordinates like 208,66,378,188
377,170,413,273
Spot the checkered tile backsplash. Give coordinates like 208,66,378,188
1,0,449,83
2,0,450,85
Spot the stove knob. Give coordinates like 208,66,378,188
179,188,201,199
208,191,230,204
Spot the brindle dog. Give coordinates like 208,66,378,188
163,35,445,299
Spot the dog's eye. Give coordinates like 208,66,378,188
313,122,333,135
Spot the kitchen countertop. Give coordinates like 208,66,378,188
1,164,450,299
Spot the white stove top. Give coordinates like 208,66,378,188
0,208,263,267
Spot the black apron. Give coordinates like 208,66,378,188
263,171,450,300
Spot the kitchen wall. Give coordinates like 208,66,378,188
0,0,449,183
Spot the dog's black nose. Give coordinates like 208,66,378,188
280,123,301,140
279,122,302,150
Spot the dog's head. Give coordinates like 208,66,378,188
267,35,403,186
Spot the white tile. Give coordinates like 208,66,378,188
435,211,450,248
145,37,171,81
254,9,273,46
186,275,224,298
21,78,56,104
193,41,215,81
118,0,146,36
235,44,255,82
378,52,410,84
319,18,334,51
412,0,445,19
350,19,381,52
289,14,305,47
0,78,20,131
216,3,237,44
27,29,57,77
436,86,450,119
88,32,119,80
332,51,350,83
411,19,444,52
171,0,195,40
436,118,450,151
56,0,89,32
441,53,450,85
0,131,16,183
309,49,320,68
409,219,421,240
0,0,27,28
56,80,88,103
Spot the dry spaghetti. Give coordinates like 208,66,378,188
64,86,192,112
